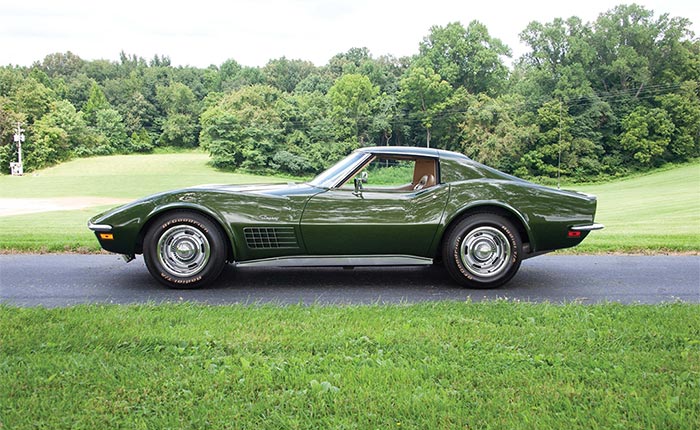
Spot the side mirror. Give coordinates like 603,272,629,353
360,171,368,183
353,177,364,197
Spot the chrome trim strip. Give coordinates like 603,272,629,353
235,255,434,268
570,223,605,231
88,222,112,232
331,153,374,189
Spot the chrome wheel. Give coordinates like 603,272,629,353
459,226,511,278
157,225,211,278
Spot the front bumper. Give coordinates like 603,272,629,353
87,220,113,232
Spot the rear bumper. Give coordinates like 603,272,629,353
570,223,605,231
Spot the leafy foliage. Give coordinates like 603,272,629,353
0,3,697,179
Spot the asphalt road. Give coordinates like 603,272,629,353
0,254,698,307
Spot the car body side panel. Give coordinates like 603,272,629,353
439,180,597,253
90,184,324,261
300,184,450,256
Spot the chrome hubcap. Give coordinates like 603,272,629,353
157,225,210,278
460,226,511,278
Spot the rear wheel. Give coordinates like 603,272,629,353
442,213,522,288
143,211,227,289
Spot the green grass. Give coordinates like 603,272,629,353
574,162,700,253
1,302,698,429
0,155,698,253
0,151,289,199
0,153,292,252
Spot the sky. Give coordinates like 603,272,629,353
1,0,698,68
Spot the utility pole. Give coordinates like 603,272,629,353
10,122,24,176
557,101,562,190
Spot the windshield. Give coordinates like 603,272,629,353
307,151,369,188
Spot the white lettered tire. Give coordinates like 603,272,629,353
143,211,227,289
442,213,522,288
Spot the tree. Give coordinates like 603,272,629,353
398,66,452,147
655,81,700,160
282,91,348,172
27,100,88,169
83,82,110,125
518,99,575,177
95,108,129,153
328,47,372,77
11,78,55,124
621,106,674,165
38,52,85,78
0,67,24,97
592,4,657,95
220,59,266,91
156,82,199,147
369,93,398,146
263,57,316,93
200,85,286,171
327,74,379,144
518,17,596,100
419,21,511,95
459,93,530,172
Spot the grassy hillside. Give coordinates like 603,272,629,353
0,153,291,252
0,155,698,253
575,162,700,253
0,152,290,199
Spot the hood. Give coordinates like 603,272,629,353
181,182,323,198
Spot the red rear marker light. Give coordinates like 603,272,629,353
567,230,581,238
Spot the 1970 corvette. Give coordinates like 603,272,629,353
89,146,603,289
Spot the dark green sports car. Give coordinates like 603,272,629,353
89,146,603,289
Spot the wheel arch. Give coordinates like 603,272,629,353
435,202,533,261
135,204,235,262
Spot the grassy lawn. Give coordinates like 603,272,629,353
575,162,700,253
0,153,292,252
1,302,698,429
0,154,698,253
0,152,290,199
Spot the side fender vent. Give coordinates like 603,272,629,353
244,227,299,249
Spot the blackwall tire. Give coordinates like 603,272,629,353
143,211,227,289
442,213,522,289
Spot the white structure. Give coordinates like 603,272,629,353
11,122,24,176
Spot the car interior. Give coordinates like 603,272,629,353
341,155,438,192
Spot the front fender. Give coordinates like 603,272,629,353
137,197,236,259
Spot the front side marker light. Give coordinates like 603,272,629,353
99,233,114,240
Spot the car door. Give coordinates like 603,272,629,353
299,156,449,257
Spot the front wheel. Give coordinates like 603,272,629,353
143,211,227,289
442,213,522,289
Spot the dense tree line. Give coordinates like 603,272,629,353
1,4,698,181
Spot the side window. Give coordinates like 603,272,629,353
366,157,415,188
341,156,438,192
